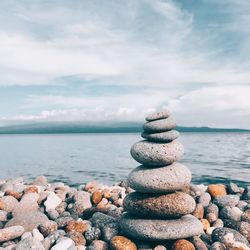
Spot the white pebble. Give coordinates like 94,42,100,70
51,238,75,250
32,228,44,241
44,192,62,212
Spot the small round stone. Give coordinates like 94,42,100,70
88,240,108,250
67,231,86,246
16,237,45,250
207,184,227,198
205,213,217,224
66,220,90,233
110,236,137,250
128,163,191,193
197,192,211,207
220,206,243,222
241,209,250,223
192,203,204,219
205,204,219,218
0,196,19,212
211,227,249,246
172,239,195,250
130,140,184,166
123,192,196,218
200,219,210,231
91,191,103,205
143,117,176,133
84,227,101,243
190,236,208,250
213,195,240,208
209,242,226,250
141,130,179,143
0,226,24,243
120,213,203,241
145,110,171,121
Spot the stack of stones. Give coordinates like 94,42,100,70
120,110,203,242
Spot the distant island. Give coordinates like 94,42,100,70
0,122,249,134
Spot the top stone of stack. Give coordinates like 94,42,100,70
145,110,171,121
130,110,183,166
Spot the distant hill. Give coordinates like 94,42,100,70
0,122,249,134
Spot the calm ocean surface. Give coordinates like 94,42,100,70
0,133,249,186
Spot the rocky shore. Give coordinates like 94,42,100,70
0,176,249,250
0,110,250,250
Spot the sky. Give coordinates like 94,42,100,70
0,0,250,128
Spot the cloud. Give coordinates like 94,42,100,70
0,0,250,88
0,0,250,128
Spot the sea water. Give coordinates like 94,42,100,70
0,133,249,186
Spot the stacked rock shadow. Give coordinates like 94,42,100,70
120,110,203,241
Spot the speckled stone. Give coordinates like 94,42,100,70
213,195,240,208
241,209,250,223
123,192,196,218
141,130,179,143
119,213,203,241
207,184,227,198
172,239,195,250
110,235,137,250
143,117,176,133
0,226,24,243
16,237,45,250
127,163,191,193
130,140,184,166
211,227,249,246
5,211,49,232
220,206,243,222
145,110,171,121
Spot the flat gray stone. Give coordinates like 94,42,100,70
141,130,179,143
146,110,171,121
0,226,24,243
119,213,203,241
213,195,240,208
123,192,196,218
128,163,191,193
16,237,45,250
5,211,49,232
211,227,249,246
143,117,176,133
130,140,184,166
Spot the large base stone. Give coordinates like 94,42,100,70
120,213,203,241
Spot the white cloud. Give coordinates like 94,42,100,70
0,0,250,88
0,0,250,128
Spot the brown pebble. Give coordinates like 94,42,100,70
67,231,86,246
66,220,90,233
200,219,210,231
172,239,195,250
38,220,57,237
110,236,137,250
207,184,227,198
92,191,103,205
0,196,19,212
192,203,204,219
24,186,39,194
206,212,217,224
4,190,22,200
90,240,109,250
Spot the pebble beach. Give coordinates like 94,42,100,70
0,177,250,249
0,111,249,250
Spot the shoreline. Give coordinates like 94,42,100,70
0,176,249,249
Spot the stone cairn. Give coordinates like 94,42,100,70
120,110,203,241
